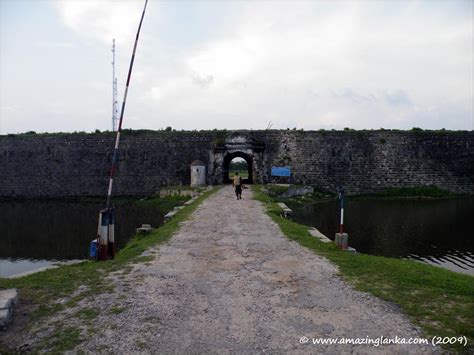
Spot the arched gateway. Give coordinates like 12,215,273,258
209,132,265,185
223,151,253,184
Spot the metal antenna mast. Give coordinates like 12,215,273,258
111,39,119,132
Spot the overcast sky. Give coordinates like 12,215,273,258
1,0,472,133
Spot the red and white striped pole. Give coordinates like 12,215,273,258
98,0,148,261
339,188,345,234
106,0,148,210
335,187,348,250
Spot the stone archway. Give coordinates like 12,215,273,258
223,151,253,184
209,132,265,185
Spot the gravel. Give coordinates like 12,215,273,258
73,186,435,353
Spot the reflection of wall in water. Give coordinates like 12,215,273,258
291,198,474,263
0,202,165,260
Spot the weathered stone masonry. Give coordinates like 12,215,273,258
0,130,473,197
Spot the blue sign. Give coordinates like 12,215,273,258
271,166,291,177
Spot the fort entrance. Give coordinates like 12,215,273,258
209,132,266,185
0,130,471,197
223,152,252,184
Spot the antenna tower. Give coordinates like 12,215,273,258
111,39,119,131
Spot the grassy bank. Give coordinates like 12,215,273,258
353,185,461,199
253,185,474,352
135,194,192,211
263,184,465,208
263,184,334,206
0,188,217,352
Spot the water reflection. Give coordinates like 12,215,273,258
291,198,474,276
0,200,165,277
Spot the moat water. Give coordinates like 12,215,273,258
2,197,473,278
291,197,474,276
0,200,165,277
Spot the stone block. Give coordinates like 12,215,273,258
0,298,12,310
308,228,331,243
0,289,17,309
0,289,17,331
277,203,293,218
164,211,177,220
136,224,153,234
334,233,349,250
0,308,11,330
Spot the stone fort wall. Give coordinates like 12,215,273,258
0,130,472,197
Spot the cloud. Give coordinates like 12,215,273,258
190,72,214,88
384,90,413,107
54,1,145,45
187,36,261,84
134,1,471,130
35,41,76,49
2,1,472,133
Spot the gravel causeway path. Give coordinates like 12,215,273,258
77,186,434,353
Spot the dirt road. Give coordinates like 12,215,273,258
78,186,433,353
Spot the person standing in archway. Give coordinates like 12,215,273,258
232,172,243,200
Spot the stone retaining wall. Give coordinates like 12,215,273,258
0,130,472,197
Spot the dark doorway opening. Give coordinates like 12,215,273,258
223,152,253,184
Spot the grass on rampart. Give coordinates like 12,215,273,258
3,127,471,137
253,185,474,352
0,188,217,352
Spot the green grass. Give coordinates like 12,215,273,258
253,185,474,352
263,184,462,210
135,194,190,211
266,184,459,200
109,306,126,315
111,190,215,265
2,128,470,137
40,326,83,353
264,184,292,196
263,184,335,207
0,188,218,353
155,185,208,193
75,307,101,321
229,169,249,179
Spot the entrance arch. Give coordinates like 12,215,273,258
209,132,265,185
223,151,253,184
